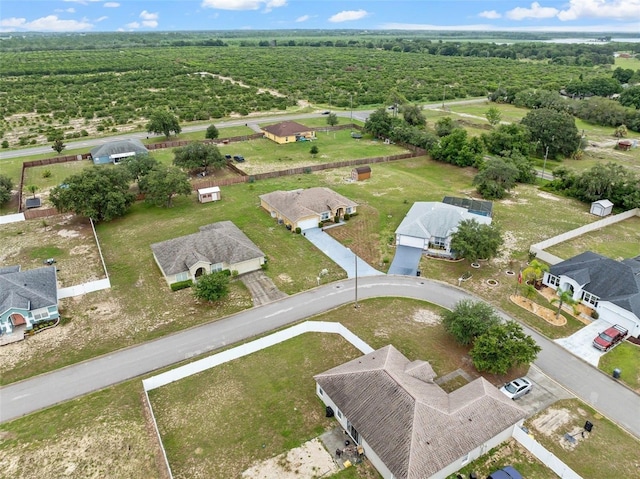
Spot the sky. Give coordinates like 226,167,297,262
1,0,639,34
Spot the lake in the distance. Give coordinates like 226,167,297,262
545,38,640,44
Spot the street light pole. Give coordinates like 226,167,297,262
442,85,446,109
350,94,353,123
354,250,359,309
542,145,549,180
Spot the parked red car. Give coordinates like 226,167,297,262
593,324,628,351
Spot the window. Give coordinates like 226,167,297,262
318,386,323,396
461,453,470,465
337,409,342,419
547,274,560,287
32,310,49,321
321,212,330,220
346,207,353,214
582,291,599,307
176,272,188,282
430,237,446,249
211,263,224,272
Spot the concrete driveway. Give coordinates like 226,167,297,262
554,319,612,367
240,271,287,306
511,366,573,417
303,227,383,278
388,245,422,276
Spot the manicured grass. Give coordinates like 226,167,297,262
545,215,640,260
599,342,640,392
615,56,640,69
524,399,640,479
22,160,92,191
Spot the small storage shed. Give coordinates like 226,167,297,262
25,198,42,209
616,139,632,151
590,199,614,217
198,186,221,203
351,166,371,181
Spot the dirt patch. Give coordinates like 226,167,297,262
412,308,441,326
530,407,591,451
537,192,561,201
241,438,338,479
510,295,566,326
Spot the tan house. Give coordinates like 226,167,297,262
261,121,315,144
259,187,357,231
315,345,526,479
351,165,371,181
197,186,221,203
151,221,265,287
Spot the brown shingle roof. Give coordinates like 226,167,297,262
315,345,525,479
259,187,357,223
261,121,310,138
150,221,264,276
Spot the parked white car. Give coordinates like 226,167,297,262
499,377,532,400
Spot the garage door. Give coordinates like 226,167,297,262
298,218,319,231
398,235,425,249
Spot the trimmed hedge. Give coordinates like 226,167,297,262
171,279,193,291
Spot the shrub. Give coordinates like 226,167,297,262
42,169,52,178
343,213,350,220
171,279,193,291
303,167,312,174
591,310,600,319
248,176,256,183
295,227,302,234
231,270,239,277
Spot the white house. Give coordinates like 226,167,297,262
589,199,614,217
543,251,640,338
314,345,526,479
394,202,492,258
198,186,221,203
151,221,265,287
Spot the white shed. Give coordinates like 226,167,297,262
198,186,221,203
590,199,613,217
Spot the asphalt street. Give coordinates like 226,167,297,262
0,99,485,161
1,276,638,440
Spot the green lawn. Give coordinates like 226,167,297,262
598,342,640,391
545,215,640,261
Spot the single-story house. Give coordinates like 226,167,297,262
394,202,492,258
151,221,265,287
589,199,614,217
198,186,221,203
261,121,315,144
314,345,526,479
0,265,59,340
259,187,357,231
90,139,149,165
543,251,640,338
351,165,371,181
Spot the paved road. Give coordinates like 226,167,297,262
0,99,486,161
1,276,638,440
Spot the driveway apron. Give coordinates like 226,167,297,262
388,245,423,276
303,227,383,278
554,319,613,367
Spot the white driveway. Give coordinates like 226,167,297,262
554,319,613,367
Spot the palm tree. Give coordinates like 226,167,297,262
27,185,39,198
550,288,579,319
522,259,549,288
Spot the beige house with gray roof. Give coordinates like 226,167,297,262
259,187,358,231
151,221,265,287
314,345,526,479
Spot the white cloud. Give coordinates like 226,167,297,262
557,0,640,21
55,7,76,13
479,10,501,19
104,2,120,7
506,2,558,20
199,0,287,12
295,14,310,23
381,21,640,33
329,9,368,23
96,16,108,22
140,10,158,21
125,21,140,29
0,15,93,32
63,0,100,4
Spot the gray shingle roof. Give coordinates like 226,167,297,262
259,187,357,223
395,202,492,240
261,121,310,137
315,345,525,479
550,252,640,316
90,139,148,158
150,221,265,276
0,266,58,314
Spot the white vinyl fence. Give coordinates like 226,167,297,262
512,426,583,479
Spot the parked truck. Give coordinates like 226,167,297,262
593,324,628,351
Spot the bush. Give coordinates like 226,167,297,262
591,310,600,319
171,279,193,291
343,213,350,220
295,227,302,234
42,169,52,178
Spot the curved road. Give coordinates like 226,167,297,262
1,276,638,439
0,99,486,161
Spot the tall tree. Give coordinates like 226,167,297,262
121,153,160,183
450,219,503,262
521,108,581,158
482,123,532,157
327,113,339,126
205,124,219,140
146,110,181,138
441,300,500,345
173,142,226,175
473,157,520,199
485,107,502,127
193,271,230,302
0,174,13,205
139,165,191,208
50,167,134,222
364,108,394,138
470,321,541,375
401,104,426,127
52,138,66,154
434,116,457,137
